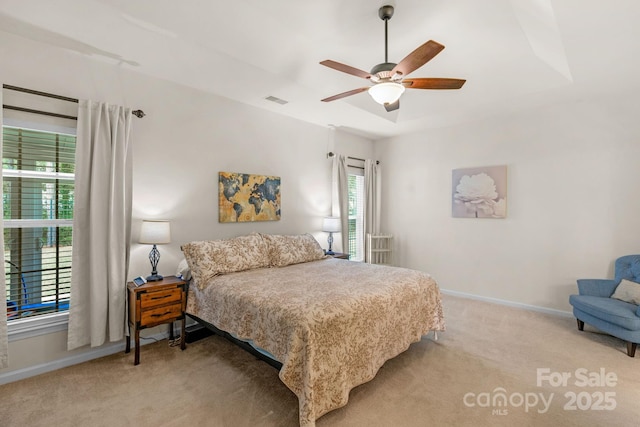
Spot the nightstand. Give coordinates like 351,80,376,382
328,252,350,260
126,275,187,365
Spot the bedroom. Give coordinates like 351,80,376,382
1,0,640,426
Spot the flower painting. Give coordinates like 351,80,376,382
452,165,507,218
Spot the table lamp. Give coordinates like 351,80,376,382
322,216,341,255
139,219,171,281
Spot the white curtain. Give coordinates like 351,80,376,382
67,101,133,350
0,88,7,368
364,159,381,263
332,154,349,252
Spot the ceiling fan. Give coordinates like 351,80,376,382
320,5,466,112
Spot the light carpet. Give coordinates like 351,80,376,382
1,295,639,426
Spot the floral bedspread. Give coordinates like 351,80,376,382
186,258,445,426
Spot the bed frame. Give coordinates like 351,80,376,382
186,313,283,370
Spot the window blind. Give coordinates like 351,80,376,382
3,126,75,320
348,174,365,262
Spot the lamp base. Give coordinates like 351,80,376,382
146,274,164,282
325,232,336,256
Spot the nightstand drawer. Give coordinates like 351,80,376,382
140,288,182,308
140,303,183,326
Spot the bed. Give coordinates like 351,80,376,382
182,232,445,427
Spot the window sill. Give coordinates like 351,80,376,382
8,312,69,342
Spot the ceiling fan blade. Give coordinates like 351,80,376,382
320,60,372,79
391,40,445,77
403,78,466,89
321,87,369,102
384,100,400,112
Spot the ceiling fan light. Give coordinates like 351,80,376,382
368,82,405,105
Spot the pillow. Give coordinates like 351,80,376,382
182,233,269,288
611,279,640,305
261,233,326,267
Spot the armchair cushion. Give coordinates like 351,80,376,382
569,294,640,331
611,279,640,305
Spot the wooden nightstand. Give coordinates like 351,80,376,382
328,252,350,260
126,275,187,365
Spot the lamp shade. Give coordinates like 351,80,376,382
322,216,341,233
139,220,171,244
368,82,405,105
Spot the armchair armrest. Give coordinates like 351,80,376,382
577,279,618,297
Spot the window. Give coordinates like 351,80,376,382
3,125,75,321
347,173,365,261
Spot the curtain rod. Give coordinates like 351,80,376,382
2,84,145,118
326,151,379,165
2,105,78,120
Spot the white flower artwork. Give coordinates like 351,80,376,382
452,165,507,218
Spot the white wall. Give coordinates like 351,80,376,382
375,94,640,313
0,31,372,378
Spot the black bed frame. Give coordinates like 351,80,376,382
185,313,283,370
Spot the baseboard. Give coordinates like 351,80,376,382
440,288,573,318
0,330,169,386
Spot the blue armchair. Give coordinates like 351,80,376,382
569,255,640,357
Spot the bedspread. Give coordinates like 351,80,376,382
186,257,445,426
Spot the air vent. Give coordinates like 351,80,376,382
265,95,288,105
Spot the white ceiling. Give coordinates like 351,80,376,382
1,0,639,140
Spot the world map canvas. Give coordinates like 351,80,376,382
218,172,281,222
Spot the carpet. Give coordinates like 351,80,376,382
1,295,638,426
